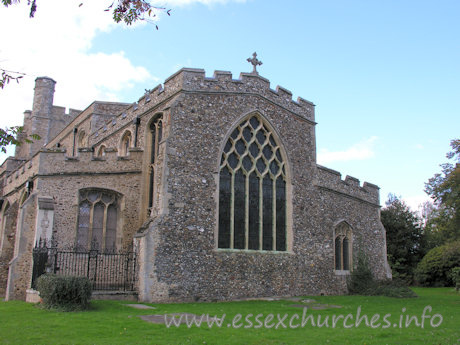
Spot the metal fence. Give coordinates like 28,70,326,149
31,244,137,291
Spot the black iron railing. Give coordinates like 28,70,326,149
31,243,137,291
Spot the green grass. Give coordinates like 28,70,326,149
0,288,459,344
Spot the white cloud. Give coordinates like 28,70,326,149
404,194,432,214
317,136,378,164
0,0,153,131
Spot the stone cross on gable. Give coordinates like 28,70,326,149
247,52,262,75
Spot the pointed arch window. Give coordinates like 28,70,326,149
334,222,352,271
78,130,86,148
120,131,132,156
147,114,163,216
97,145,106,157
218,115,287,251
76,189,119,252
0,202,10,256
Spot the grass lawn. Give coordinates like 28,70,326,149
0,288,459,345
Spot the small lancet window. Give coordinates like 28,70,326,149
334,222,352,271
97,145,106,157
147,114,163,216
120,131,132,156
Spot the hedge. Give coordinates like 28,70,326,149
36,274,92,311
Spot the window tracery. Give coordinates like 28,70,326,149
76,189,119,252
218,115,287,251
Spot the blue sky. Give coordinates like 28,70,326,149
0,0,459,211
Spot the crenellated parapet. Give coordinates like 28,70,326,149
1,147,144,197
169,68,315,122
36,147,143,176
1,156,38,197
89,68,316,146
315,165,380,206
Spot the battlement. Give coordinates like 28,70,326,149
36,147,143,176
316,165,380,205
90,68,316,144
171,68,315,121
50,106,81,120
1,147,143,196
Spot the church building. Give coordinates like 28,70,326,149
0,55,391,302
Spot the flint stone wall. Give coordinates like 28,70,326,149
136,77,389,302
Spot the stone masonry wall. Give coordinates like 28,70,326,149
35,149,144,250
1,68,390,301
6,193,37,300
136,71,389,302
0,200,19,297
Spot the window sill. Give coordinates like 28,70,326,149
215,248,293,255
334,270,351,276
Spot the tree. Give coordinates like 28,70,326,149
415,240,460,287
424,139,460,245
1,0,171,25
1,69,25,89
0,126,39,154
381,194,424,284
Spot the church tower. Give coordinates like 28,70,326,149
28,77,56,157
14,77,56,159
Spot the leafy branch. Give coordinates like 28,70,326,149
0,126,40,153
108,0,171,27
1,69,26,89
1,0,171,26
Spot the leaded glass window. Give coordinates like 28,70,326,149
76,190,119,252
334,222,352,271
218,115,287,251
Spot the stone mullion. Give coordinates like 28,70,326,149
101,204,108,252
272,177,276,251
230,173,235,249
340,237,344,270
258,177,263,250
88,202,94,250
244,172,249,250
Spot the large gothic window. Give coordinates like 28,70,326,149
76,189,119,252
218,115,287,251
334,222,352,271
147,114,163,216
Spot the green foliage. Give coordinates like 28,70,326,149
347,251,417,298
347,251,373,294
36,274,92,311
424,139,460,245
415,241,460,287
451,267,460,291
381,195,424,284
0,126,40,153
370,279,418,298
